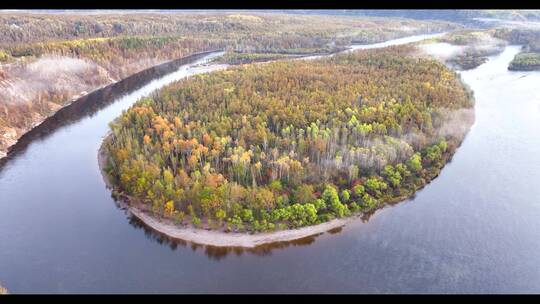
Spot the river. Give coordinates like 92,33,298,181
0,34,539,293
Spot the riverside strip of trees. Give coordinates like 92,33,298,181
104,44,474,233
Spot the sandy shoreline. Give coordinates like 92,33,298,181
130,207,352,248
98,107,473,248
98,136,354,248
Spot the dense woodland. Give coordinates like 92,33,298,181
0,12,457,47
0,12,459,157
435,30,506,70
508,52,540,71
104,45,474,233
308,9,540,24
494,28,540,52
494,28,540,71
426,28,540,71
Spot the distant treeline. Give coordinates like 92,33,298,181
495,28,540,71
0,12,460,157
276,10,540,24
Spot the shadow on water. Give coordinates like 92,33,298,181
120,111,472,260
125,212,325,260
108,185,422,259
123,151,472,260
0,50,220,171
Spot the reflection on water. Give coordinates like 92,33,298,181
326,227,343,234
2,34,540,293
126,213,322,260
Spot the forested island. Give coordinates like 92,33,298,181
494,28,540,71
508,52,540,70
418,30,506,70
101,44,474,241
420,28,540,71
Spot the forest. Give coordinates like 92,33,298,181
494,28,540,71
213,52,302,65
103,45,474,233
508,52,540,70
0,12,460,158
421,28,540,71
434,30,506,70
308,9,540,24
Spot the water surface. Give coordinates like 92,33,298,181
1,37,539,293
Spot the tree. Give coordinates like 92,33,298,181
269,180,282,192
341,189,350,203
256,187,275,210
406,152,423,173
382,165,402,188
215,209,227,226
395,163,411,179
289,203,318,227
292,184,315,205
347,164,359,182
174,211,185,225
426,145,441,162
241,208,254,223
364,176,388,197
304,203,318,225
322,184,347,218
362,193,378,209
164,200,175,216
187,204,200,227
191,216,201,227
227,215,243,232
313,198,327,212
353,184,365,197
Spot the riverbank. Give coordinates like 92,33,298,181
98,135,355,248
213,48,350,65
507,51,540,71
0,87,105,159
0,50,220,161
98,116,472,248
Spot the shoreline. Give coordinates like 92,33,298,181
0,50,221,161
97,128,471,248
0,85,107,159
98,136,355,248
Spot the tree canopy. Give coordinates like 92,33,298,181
104,45,474,233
